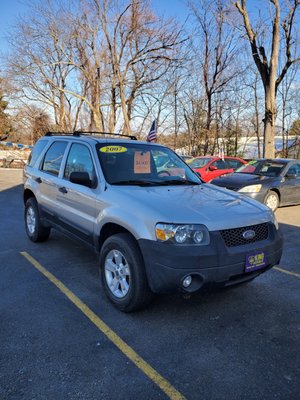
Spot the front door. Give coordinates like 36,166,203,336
56,142,99,244
280,163,300,205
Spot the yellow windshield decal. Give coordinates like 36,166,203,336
100,146,127,153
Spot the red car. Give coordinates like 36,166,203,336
189,156,247,182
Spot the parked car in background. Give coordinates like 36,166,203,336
211,158,300,211
189,156,247,182
179,155,193,162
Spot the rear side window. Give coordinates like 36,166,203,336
41,141,67,176
27,140,48,167
227,159,243,169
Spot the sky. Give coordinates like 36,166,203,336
0,0,189,55
0,0,269,55
0,0,28,57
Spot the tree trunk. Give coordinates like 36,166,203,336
120,86,131,134
204,94,212,155
254,76,261,158
90,107,104,132
108,87,117,133
263,86,276,158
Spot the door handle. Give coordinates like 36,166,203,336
58,186,68,194
35,177,42,183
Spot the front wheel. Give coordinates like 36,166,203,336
25,198,51,242
264,191,279,212
100,233,153,312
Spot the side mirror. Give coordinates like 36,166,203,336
286,173,297,179
70,171,95,188
209,165,217,171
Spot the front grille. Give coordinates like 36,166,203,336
220,223,269,247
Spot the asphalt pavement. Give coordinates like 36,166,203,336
0,169,299,400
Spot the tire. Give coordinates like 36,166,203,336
264,191,279,212
100,233,153,312
25,197,51,242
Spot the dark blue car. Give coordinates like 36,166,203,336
211,158,300,211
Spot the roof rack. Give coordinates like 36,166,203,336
45,131,137,140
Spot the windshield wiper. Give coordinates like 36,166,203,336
111,179,200,186
111,180,161,186
158,179,200,186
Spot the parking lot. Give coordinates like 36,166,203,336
0,168,299,400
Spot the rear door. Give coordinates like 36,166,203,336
37,140,68,219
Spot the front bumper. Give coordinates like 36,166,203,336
138,223,283,293
240,191,267,204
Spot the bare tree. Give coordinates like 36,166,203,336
246,70,263,158
235,0,300,158
6,1,82,131
92,0,186,134
6,0,185,134
183,88,207,155
277,61,299,155
190,0,241,154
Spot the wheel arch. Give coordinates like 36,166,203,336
23,189,36,205
97,223,138,252
266,188,281,203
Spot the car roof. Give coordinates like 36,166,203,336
256,158,293,164
193,155,243,160
42,132,166,148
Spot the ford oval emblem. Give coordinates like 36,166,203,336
243,229,256,240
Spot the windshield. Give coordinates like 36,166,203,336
96,143,201,186
189,157,211,169
236,160,285,177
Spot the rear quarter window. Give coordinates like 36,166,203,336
27,140,49,167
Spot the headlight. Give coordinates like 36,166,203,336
238,184,262,193
155,223,210,245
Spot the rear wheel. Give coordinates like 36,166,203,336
100,233,153,312
264,191,279,212
25,198,51,242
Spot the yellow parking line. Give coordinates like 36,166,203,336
273,266,300,279
20,251,186,400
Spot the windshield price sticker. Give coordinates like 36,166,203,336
245,251,266,272
100,146,127,153
134,151,151,174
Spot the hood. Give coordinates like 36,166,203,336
107,183,272,231
211,173,276,190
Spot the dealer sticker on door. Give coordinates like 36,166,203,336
245,251,266,272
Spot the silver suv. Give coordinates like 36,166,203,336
23,132,283,311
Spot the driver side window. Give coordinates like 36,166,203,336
64,143,96,181
287,163,300,177
211,160,227,170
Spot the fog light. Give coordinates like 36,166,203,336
182,275,192,288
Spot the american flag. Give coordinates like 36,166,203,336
147,120,157,142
